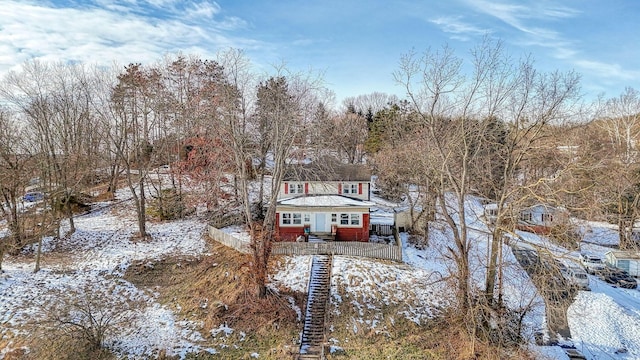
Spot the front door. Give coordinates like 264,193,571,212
314,213,327,232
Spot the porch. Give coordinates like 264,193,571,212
271,241,402,262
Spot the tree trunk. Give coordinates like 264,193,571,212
137,179,147,238
34,235,43,273
65,198,76,237
485,226,503,306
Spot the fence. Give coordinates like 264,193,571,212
208,226,251,254
208,225,403,262
370,224,394,236
271,241,402,262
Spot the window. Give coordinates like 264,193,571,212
331,213,337,223
304,213,310,223
282,213,291,225
337,213,360,226
520,212,532,222
281,212,302,225
289,183,304,194
293,213,302,225
542,213,554,223
342,183,358,194
619,259,631,273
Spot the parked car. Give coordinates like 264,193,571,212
598,266,638,289
23,191,44,202
560,265,590,290
580,253,606,274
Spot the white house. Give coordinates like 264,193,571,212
483,203,568,234
517,204,569,234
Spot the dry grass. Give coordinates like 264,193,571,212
124,238,306,359
325,286,536,360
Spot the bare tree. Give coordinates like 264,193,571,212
395,43,472,312
216,51,326,297
373,135,436,241
252,75,308,298
478,61,581,307
394,38,581,345
342,91,399,116
596,87,640,248
0,109,33,268
110,63,162,239
316,111,368,164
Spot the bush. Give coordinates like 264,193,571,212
53,192,92,214
148,188,188,220
33,279,144,357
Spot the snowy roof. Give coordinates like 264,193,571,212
605,250,640,260
277,195,374,208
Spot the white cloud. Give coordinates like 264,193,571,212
429,16,491,41
574,60,640,82
186,1,221,19
0,0,260,76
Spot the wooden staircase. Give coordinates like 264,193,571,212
297,255,332,360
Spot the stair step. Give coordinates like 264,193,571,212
299,255,333,354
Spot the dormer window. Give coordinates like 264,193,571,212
342,183,358,195
289,182,304,194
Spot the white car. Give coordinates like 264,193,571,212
579,253,606,274
561,265,590,290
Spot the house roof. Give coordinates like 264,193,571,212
606,250,640,260
484,203,499,210
283,157,371,182
521,204,568,213
277,195,374,207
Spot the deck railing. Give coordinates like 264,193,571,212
208,225,402,262
272,241,402,262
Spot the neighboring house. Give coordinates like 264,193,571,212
605,250,640,277
275,160,373,242
483,203,568,234
484,203,499,224
393,206,428,234
517,204,568,234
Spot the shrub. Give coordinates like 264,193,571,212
34,279,144,356
148,188,187,220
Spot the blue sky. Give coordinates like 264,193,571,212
1,0,638,104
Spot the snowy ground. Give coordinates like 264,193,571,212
2,186,640,359
0,193,214,359
372,195,640,359
506,214,640,357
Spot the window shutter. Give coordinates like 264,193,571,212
358,183,362,195
305,182,309,194
284,183,288,194
338,183,342,194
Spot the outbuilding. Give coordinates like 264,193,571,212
605,250,640,277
